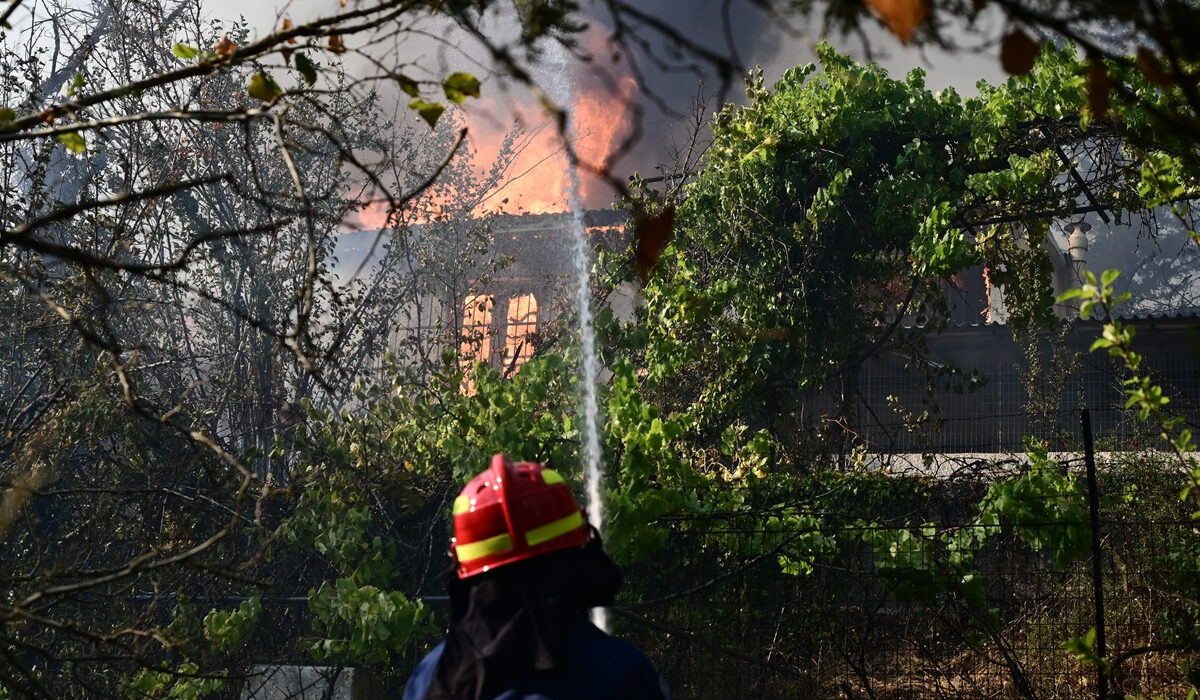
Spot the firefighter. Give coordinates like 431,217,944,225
402,454,670,700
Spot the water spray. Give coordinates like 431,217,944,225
544,43,608,633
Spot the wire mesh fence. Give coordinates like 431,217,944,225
91,435,1194,699
613,446,1200,700
852,317,1200,457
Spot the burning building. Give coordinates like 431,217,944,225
333,209,632,385
447,209,630,374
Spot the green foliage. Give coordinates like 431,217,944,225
285,489,388,577
409,98,445,128
203,596,261,654
282,466,434,666
307,579,430,665
247,71,283,102
635,43,1130,448
395,74,420,97
125,663,226,700
978,442,1090,568
602,358,696,563
1139,152,1189,206
867,525,960,602
280,352,601,664
643,47,968,434
1059,269,1200,693
864,444,1089,638
1062,270,1200,503
1063,627,1111,675
633,42,1200,463
1156,531,1200,665
770,512,835,576
171,43,199,60
65,72,85,97
294,53,318,87
442,72,481,104
56,131,86,153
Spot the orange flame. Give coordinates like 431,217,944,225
351,28,638,230
461,75,637,216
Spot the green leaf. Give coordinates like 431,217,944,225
0,108,15,127
66,73,85,97
294,53,318,87
442,72,481,103
172,43,199,60
409,98,444,128
57,132,86,154
396,74,420,97
247,71,284,102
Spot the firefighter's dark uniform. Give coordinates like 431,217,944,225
402,615,669,700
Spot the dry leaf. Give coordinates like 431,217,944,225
635,206,676,286
282,18,297,44
864,0,930,44
1137,47,1172,88
0,471,51,541
214,35,237,59
1088,58,1110,117
329,33,345,53
1000,28,1040,75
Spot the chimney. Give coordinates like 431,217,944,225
1048,218,1093,319
1066,218,1091,286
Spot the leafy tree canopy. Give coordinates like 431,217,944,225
635,42,1192,448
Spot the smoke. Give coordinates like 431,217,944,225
575,0,801,186
570,1,1007,188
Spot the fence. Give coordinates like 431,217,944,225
611,419,1200,699
850,317,1200,457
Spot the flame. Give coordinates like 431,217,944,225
502,292,538,370
354,199,391,231
349,26,638,230
461,78,637,215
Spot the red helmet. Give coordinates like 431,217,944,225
451,454,592,578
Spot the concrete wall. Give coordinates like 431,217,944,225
240,666,384,700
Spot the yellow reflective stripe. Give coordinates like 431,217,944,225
541,469,564,485
525,511,584,547
456,533,513,562
453,495,471,515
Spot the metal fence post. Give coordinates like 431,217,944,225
1081,407,1109,700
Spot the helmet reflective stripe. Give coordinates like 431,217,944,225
525,510,583,547
541,469,565,485
456,532,514,562
457,511,584,561
453,494,471,515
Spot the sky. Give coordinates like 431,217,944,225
198,0,1009,198
203,0,1008,94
